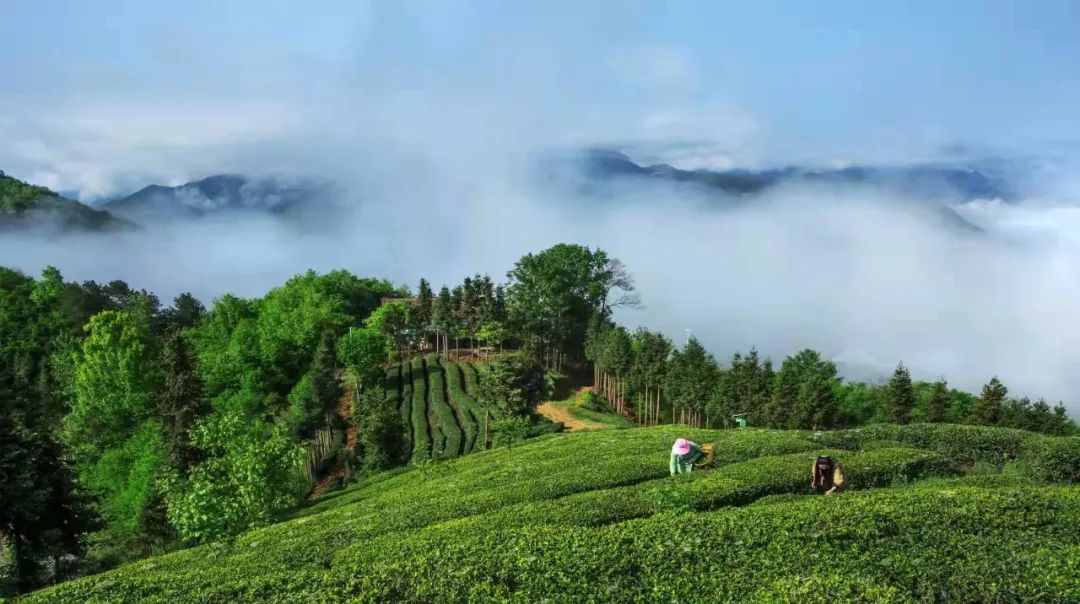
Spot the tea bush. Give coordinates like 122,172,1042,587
440,359,482,453
819,424,1080,483
425,356,461,458
1021,436,1080,482
329,485,1080,603
408,358,429,460
21,425,1078,603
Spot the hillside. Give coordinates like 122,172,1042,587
0,171,131,232
384,355,517,461
19,423,1080,603
101,174,332,222
540,149,996,232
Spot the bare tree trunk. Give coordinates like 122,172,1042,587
656,386,661,426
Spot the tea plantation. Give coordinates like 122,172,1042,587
17,424,1080,603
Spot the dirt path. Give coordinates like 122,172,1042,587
537,401,608,431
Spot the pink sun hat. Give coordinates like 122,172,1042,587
672,438,691,456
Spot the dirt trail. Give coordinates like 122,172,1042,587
537,395,608,432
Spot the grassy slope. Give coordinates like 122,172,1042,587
21,425,1080,603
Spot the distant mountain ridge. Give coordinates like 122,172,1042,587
0,170,132,232
102,174,332,222
562,149,1012,202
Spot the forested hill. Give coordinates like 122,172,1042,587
101,174,332,222
0,171,131,232
0,243,1075,599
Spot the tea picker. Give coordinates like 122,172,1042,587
669,438,717,476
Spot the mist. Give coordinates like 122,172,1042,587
3,2,1080,410
5,157,1080,411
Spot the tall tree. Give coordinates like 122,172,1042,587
628,328,671,426
506,244,637,365
476,353,549,417
156,331,207,473
65,310,164,543
663,338,719,427
0,382,93,593
925,379,949,423
794,370,838,430
886,362,916,424
353,388,405,471
163,293,205,331
289,331,341,439
972,377,1007,425
416,278,434,343
433,287,453,355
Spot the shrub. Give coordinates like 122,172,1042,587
22,426,1077,603
408,358,429,461
440,359,479,453
425,356,461,459
816,423,1031,465
1021,436,1080,482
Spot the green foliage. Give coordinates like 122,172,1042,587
440,359,480,452
0,174,51,213
354,388,405,471
17,426,1000,604
491,416,530,456
972,376,1007,425
286,374,317,437
426,356,462,458
408,358,430,461
362,301,411,360
82,422,164,538
1021,436,1080,482
67,311,162,451
156,331,206,473
163,410,302,543
476,353,548,416
335,327,385,385
925,379,949,423
475,320,506,351
506,244,637,360
815,422,1080,481
65,310,164,543
664,337,719,420
886,362,915,424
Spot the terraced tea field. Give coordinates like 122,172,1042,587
18,424,1080,603
385,355,507,462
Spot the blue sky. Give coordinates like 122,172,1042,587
3,0,1080,195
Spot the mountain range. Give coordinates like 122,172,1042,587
563,148,1011,202
538,149,1009,231
1,149,1013,233
100,174,334,223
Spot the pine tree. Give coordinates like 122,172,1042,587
886,362,915,424
311,331,342,428
663,338,718,427
164,293,205,330
355,388,405,470
926,379,949,423
0,383,93,591
972,377,1007,425
794,370,837,430
767,362,799,429
156,330,207,472
416,279,434,348
432,287,453,354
